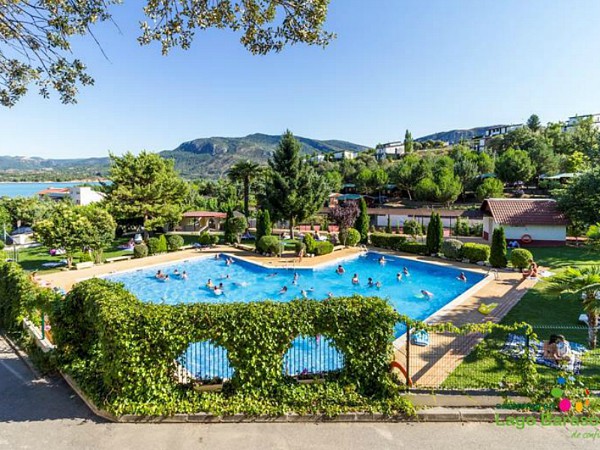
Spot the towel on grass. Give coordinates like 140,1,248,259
501,333,587,374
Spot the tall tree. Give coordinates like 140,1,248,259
228,160,261,217
0,1,333,106
404,130,414,153
496,148,536,183
554,168,600,226
80,205,117,263
489,227,507,268
426,212,443,255
264,131,328,238
544,267,600,348
104,151,189,230
526,114,541,132
355,197,370,244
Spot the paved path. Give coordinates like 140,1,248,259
1,336,597,450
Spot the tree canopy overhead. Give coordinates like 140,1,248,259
0,0,334,106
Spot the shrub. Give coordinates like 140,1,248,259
511,248,533,270
426,212,443,255
461,243,491,263
489,227,508,268
147,237,161,255
453,217,470,236
441,239,463,259
199,232,212,246
403,220,423,236
0,240,4,250
345,228,361,247
313,241,334,256
303,233,316,254
400,242,428,255
78,252,93,263
167,234,184,251
133,243,148,259
257,236,280,255
370,233,407,251
158,234,168,253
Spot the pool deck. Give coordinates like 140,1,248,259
38,244,536,388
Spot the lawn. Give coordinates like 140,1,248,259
442,246,600,390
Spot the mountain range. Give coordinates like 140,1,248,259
0,125,512,180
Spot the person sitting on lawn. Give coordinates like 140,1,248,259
543,334,571,362
522,259,539,278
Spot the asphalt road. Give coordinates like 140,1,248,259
1,335,599,450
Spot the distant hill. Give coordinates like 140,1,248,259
159,133,369,178
0,155,109,171
416,125,508,144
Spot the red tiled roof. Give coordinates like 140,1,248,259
481,199,569,226
182,211,227,219
37,188,70,195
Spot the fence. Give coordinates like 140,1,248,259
175,336,345,385
394,323,600,391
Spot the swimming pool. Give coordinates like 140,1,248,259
106,252,486,380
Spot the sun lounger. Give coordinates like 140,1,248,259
410,330,429,347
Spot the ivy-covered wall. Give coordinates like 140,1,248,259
51,278,400,414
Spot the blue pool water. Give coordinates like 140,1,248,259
107,252,484,380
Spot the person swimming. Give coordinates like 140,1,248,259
301,289,308,299
379,256,386,264
213,286,223,296
327,292,334,298
293,272,299,285
279,286,288,294
375,281,382,289
421,290,433,299
219,274,230,280
403,267,410,276
181,271,188,280
396,272,402,281
162,274,170,282
173,269,180,277
266,272,278,278
214,253,220,260
367,277,374,287
206,278,214,288
336,265,345,275
156,270,165,280
352,274,359,285
457,272,467,282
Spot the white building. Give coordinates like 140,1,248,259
480,198,568,247
310,154,326,163
484,124,524,138
562,113,600,132
333,151,357,160
376,141,405,160
37,186,105,206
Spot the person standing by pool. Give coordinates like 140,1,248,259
457,272,467,282
336,265,345,275
352,274,360,285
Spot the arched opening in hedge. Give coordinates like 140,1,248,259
176,340,234,384
283,334,344,377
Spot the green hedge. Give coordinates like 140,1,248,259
461,243,491,263
51,279,401,415
313,241,334,255
369,233,427,255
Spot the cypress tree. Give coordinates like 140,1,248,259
426,212,443,255
224,208,235,244
490,227,508,268
386,215,392,234
255,210,264,242
355,197,370,243
262,209,272,237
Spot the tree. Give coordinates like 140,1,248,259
571,117,600,163
355,197,370,244
324,171,343,193
476,178,504,201
414,178,440,202
264,131,328,238
544,267,600,348
33,203,92,268
328,202,359,245
561,151,590,173
104,151,189,230
528,141,560,177
228,160,261,217
436,173,462,206
526,114,541,132
586,224,600,252
0,1,333,106
495,148,536,183
0,205,11,236
355,168,374,194
404,130,414,153
489,227,507,268
554,168,600,226
80,205,116,263
426,213,443,255
389,154,428,200
255,208,272,243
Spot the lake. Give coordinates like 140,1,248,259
0,182,102,198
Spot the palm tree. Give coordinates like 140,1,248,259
543,266,600,349
227,160,261,218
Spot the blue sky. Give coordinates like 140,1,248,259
2,0,600,158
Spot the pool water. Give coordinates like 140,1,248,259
108,252,485,337
107,252,485,380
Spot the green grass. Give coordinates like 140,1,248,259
442,246,600,390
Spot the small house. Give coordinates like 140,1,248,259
178,211,227,232
480,199,569,246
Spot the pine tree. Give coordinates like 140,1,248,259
404,129,414,153
490,227,508,268
355,197,370,243
426,212,443,255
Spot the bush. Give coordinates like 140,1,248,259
313,241,334,256
400,242,428,255
78,252,93,263
344,228,361,247
303,233,316,254
166,234,184,252
441,239,463,259
511,248,533,270
294,241,306,256
198,232,212,246
461,243,491,263
386,215,392,234
255,209,272,243
257,236,280,255
403,220,423,236
158,234,168,252
489,227,508,268
133,243,148,259
453,217,470,236
0,240,4,250
147,237,161,255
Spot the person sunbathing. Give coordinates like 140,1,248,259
522,259,539,278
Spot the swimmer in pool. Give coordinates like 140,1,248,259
375,281,382,289
327,292,334,298
173,269,180,277
293,272,299,285
213,286,222,295
214,253,220,260
181,271,188,280
156,270,165,280
421,290,433,299
379,256,386,264
352,274,359,285
367,277,374,287
279,286,288,295
396,272,402,281
162,274,170,282
336,265,345,275
301,289,308,299
206,278,214,288
457,272,467,282
267,272,278,278
403,267,410,276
